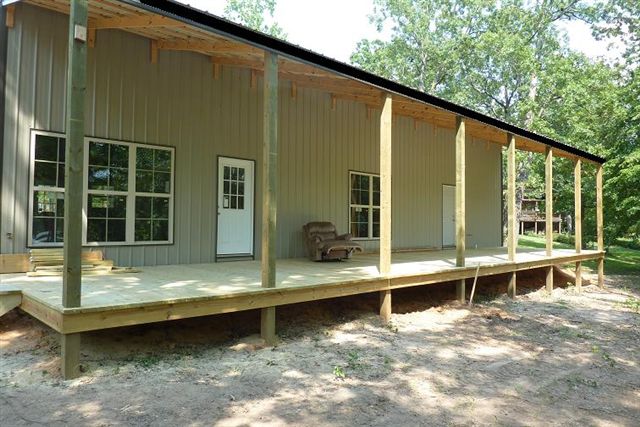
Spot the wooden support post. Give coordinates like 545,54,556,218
63,0,87,310
574,159,582,292
596,164,604,288
545,146,553,293
61,333,81,379
5,4,15,28
379,94,392,319
150,39,158,64
575,261,582,292
260,51,278,345
455,116,466,302
507,133,517,298
380,289,391,323
379,93,392,276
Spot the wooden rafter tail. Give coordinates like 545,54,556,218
6,4,15,28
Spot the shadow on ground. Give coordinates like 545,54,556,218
1,267,638,426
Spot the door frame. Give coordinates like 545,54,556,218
442,183,456,248
215,155,256,260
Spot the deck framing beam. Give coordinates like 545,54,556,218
455,116,466,302
507,133,517,298
596,164,604,288
260,50,278,344
545,146,553,293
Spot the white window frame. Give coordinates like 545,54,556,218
349,171,380,240
27,130,175,247
28,130,67,247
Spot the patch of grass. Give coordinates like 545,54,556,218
565,374,598,389
347,350,361,369
591,345,616,367
385,321,398,333
129,353,162,369
621,297,640,313
519,234,640,275
333,365,346,379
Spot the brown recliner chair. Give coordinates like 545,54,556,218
302,222,363,261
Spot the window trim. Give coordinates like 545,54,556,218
28,130,67,247
348,170,380,241
83,136,175,246
27,130,175,247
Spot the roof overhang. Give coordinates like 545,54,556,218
11,0,605,164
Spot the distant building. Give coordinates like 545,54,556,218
518,198,562,234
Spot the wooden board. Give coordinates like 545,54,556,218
0,254,30,273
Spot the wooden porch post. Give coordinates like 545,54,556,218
574,159,582,292
596,164,604,288
455,116,466,302
61,0,88,380
507,134,517,298
545,146,553,293
379,93,392,321
261,50,278,344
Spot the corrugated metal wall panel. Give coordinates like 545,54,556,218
2,3,502,265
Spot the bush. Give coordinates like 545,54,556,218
554,233,575,245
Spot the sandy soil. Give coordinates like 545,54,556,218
1,270,639,426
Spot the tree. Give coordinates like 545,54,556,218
223,0,287,39
352,0,638,244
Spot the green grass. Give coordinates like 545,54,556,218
518,234,640,275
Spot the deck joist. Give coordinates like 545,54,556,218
1,248,603,334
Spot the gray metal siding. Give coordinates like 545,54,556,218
2,4,502,265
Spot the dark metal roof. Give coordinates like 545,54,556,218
133,0,605,164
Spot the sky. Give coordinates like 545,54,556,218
178,0,621,64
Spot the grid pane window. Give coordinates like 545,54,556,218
86,195,127,242
88,141,129,191
32,191,65,243
135,196,170,242
221,165,246,210
349,172,381,239
136,147,171,194
134,146,172,242
29,131,174,246
31,134,66,244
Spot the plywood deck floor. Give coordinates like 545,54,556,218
1,247,599,314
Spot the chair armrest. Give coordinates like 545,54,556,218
336,233,353,241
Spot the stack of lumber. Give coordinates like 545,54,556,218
27,249,139,276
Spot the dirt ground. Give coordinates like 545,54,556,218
1,268,639,426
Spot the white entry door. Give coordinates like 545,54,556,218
217,157,254,256
442,184,455,247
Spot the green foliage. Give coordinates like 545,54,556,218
621,296,640,313
519,234,640,275
223,0,287,39
333,365,346,379
352,0,638,245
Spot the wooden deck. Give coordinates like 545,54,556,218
1,247,602,334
